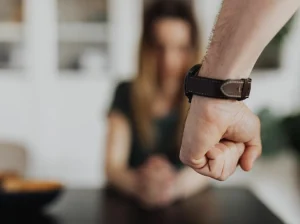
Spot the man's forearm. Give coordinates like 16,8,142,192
201,0,300,79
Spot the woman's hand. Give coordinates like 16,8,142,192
135,155,178,208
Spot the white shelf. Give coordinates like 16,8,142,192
0,22,22,43
59,22,108,43
59,69,112,80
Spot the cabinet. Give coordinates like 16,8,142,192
0,0,23,74
0,0,142,187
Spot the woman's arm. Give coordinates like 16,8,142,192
136,156,209,205
105,112,138,196
105,112,208,203
173,167,210,199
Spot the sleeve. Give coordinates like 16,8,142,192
108,82,131,119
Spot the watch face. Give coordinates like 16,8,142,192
184,64,201,102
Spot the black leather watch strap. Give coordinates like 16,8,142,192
184,64,251,103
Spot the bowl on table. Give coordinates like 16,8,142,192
0,171,20,183
0,178,63,211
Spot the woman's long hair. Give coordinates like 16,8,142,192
131,0,202,149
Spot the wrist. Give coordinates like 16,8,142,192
170,175,182,200
172,173,194,200
191,95,241,111
185,64,252,102
131,171,141,197
190,95,244,124
200,60,251,80
122,170,140,199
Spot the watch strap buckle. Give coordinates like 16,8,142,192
220,78,252,100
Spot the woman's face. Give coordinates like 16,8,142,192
153,18,192,79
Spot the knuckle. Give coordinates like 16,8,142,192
218,165,229,181
209,147,223,161
254,115,261,128
215,154,225,167
214,153,223,161
211,170,221,180
257,146,263,157
218,174,228,181
221,142,233,152
217,143,231,155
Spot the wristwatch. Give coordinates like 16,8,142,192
184,64,251,103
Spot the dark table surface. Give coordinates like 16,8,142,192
1,187,283,224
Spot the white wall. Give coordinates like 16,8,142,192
0,0,299,188
0,0,142,188
0,77,35,144
109,0,142,78
248,17,300,115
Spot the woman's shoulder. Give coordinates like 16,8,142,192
115,81,132,96
109,81,133,118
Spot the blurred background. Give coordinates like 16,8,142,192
0,0,300,223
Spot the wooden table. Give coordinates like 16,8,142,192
1,188,283,224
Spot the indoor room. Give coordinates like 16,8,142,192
0,0,299,223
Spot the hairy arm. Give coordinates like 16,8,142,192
201,0,300,79
181,0,300,179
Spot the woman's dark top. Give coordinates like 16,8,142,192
109,82,183,170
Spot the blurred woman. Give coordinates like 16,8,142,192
105,0,208,208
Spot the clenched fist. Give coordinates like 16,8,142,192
180,96,261,181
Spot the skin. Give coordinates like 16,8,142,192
180,0,300,180
106,19,208,208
